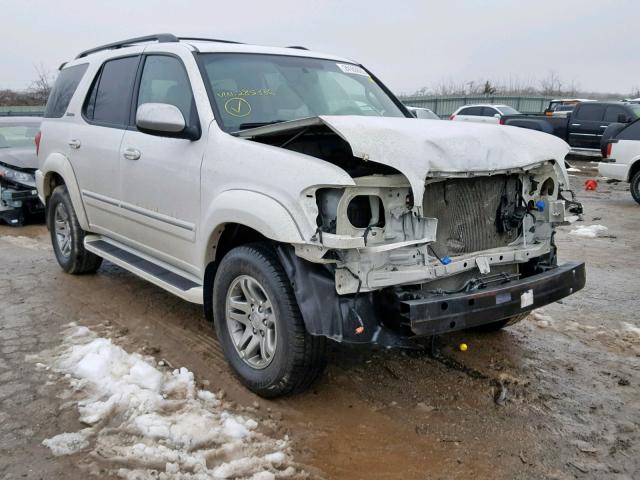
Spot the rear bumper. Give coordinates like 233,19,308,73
400,261,586,336
598,162,629,182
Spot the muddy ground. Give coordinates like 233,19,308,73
0,167,638,480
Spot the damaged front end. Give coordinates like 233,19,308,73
239,116,586,346
0,162,42,226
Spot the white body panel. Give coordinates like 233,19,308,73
598,139,640,181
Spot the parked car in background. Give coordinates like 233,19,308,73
0,117,43,225
501,102,640,152
406,106,440,119
449,104,522,124
599,118,640,204
37,34,584,397
544,98,595,117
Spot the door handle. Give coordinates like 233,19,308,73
68,139,81,149
571,124,581,127
123,148,141,161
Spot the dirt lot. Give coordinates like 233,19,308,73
0,167,638,480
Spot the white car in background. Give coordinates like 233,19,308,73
598,119,640,204
450,104,522,124
406,106,440,120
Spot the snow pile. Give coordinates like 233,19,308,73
40,325,301,479
569,224,609,239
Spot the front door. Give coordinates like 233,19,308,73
569,103,606,149
118,54,206,275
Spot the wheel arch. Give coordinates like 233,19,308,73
628,158,640,183
39,153,90,230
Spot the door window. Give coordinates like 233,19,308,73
137,55,195,126
574,104,604,121
481,107,498,117
84,56,139,127
603,105,628,123
459,107,482,116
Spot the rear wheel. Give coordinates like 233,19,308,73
213,243,327,397
47,185,102,274
473,313,529,332
630,170,640,205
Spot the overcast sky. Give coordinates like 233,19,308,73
2,0,638,94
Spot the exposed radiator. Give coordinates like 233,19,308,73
422,175,521,257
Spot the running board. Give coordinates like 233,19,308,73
84,235,203,304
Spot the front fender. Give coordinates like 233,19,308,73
38,153,89,230
201,189,306,265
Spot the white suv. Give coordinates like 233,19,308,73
450,104,522,123
37,34,585,397
599,119,640,203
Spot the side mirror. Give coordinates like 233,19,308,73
618,113,630,123
136,103,188,137
494,113,501,118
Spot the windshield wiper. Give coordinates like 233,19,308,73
237,120,287,130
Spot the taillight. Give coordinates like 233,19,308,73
449,114,456,120
605,142,613,158
499,118,506,125
35,131,41,156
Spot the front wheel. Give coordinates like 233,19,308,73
213,243,327,397
630,170,640,205
47,185,102,274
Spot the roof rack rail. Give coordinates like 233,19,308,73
75,33,179,59
178,37,243,45
287,46,309,50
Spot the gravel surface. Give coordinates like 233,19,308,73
0,169,638,479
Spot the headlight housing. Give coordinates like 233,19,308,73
0,165,36,187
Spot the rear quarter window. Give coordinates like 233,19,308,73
617,120,640,141
44,64,88,118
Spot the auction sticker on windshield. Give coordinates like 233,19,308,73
224,97,252,117
336,63,369,76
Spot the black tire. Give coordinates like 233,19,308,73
213,243,327,397
47,185,102,274
473,313,529,332
631,170,640,205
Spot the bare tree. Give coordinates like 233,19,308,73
539,71,563,96
28,63,55,104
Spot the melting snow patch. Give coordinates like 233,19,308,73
531,311,553,328
39,325,301,479
42,430,92,456
0,235,51,250
569,224,608,239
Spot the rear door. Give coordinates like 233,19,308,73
69,55,140,235
569,104,606,149
454,106,484,123
118,53,206,274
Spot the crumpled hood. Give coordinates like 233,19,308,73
319,115,570,205
0,147,38,170
238,115,570,206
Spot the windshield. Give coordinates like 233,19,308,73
0,122,39,149
198,53,407,132
498,106,521,115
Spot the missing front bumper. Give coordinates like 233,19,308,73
400,261,586,336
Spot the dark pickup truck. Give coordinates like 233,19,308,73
500,102,640,151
